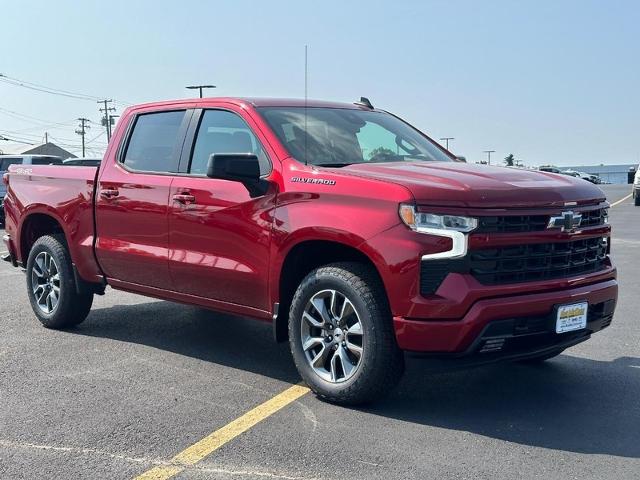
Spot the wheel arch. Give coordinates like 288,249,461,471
19,211,104,295
272,237,388,343
19,211,67,264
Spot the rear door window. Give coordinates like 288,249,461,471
122,110,186,173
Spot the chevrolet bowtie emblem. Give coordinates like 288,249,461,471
548,211,582,232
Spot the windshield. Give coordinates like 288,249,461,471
258,107,452,166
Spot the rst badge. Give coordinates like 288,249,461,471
548,211,582,232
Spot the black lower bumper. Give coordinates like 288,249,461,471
409,299,616,367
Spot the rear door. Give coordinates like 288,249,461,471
95,109,191,288
168,107,276,310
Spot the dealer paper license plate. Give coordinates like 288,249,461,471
556,302,588,333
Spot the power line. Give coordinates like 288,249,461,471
0,128,93,145
0,106,78,127
0,73,134,105
0,134,34,145
86,130,107,145
0,73,100,101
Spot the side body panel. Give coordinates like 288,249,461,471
94,104,194,288
168,104,280,311
3,165,102,282
94,168,174,287
267,158,415,311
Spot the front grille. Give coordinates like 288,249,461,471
470,237,608,285
477,215,548,233
476,207,607,233
580,208,608,227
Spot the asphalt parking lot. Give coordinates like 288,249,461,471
0,184,638,480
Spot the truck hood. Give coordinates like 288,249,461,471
341,162,605,208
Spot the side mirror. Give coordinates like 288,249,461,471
456,156,467,163
206,153,261,181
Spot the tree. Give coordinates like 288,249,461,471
504,154,515,167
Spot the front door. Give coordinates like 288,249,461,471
168,108,276,310
95,109,190,288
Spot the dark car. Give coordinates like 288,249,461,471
1,155,64,225
63,158,102,167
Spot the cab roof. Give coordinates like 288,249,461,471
129,97,375,111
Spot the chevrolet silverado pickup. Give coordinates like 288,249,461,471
2,97,618,404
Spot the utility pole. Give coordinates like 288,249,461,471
483,150,495,165
75,118,90,157
98,99,116,141
186,84,216,98
440,137,454,150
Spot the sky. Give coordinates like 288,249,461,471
0,0,638,165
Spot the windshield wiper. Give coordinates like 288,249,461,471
314,163,354,168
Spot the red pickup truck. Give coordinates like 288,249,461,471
2,97,617,404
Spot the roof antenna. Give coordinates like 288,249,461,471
355,97,374,109
304,44,308,166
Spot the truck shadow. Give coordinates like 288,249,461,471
371,354,640,458
79,300,640,459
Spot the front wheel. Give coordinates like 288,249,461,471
288,262,404,405
26,235,93,329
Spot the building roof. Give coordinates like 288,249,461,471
0,142,76,158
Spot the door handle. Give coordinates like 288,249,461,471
173,193,196,204
99,188,119,199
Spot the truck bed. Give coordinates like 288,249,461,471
4,164,103,282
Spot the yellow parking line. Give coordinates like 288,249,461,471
134,383,310,480
610,193,632,208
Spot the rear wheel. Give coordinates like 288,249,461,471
26,235,93,329
634,189,640,206
288,262,404,405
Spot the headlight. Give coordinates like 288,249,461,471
399,204,478,233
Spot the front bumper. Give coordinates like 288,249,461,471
394,279,618,354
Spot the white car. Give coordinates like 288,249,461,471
634,165,640,206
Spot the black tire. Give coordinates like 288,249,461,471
518,349,564,364
634,190,640,206
25,235,93,329
288,262,404,405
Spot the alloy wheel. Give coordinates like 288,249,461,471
300,289,364,383
31,252,61,314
